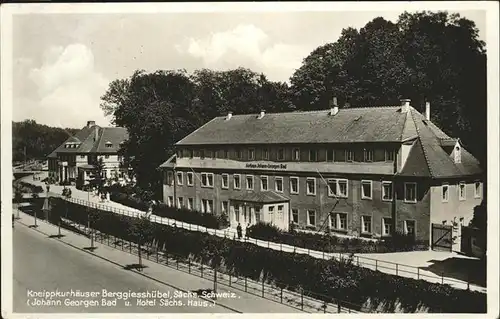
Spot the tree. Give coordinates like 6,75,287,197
12,120,78,162
128,214,155,269
92,157,106,194
290,11,486,165
470,201,486,251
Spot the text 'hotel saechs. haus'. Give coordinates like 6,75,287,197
160,99,483,250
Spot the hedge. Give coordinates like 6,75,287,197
49,197,486,313
247,222,429,253
108,189,229,229
16,181,44,194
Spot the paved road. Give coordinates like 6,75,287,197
13,224,232,313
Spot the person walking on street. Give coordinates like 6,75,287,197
236,223,242,240
245,223,251,239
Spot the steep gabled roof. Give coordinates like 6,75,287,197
399,109,482,179
176,106,408,145
49,124,128,156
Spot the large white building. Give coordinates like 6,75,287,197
48,121,130,185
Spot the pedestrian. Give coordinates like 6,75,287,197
236,223,242,240
246,223,251,239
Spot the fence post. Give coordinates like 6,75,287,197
396,263,398,276
268,241,270,248
357,256,360,266
280,242,282,251
375,260,378,271
301,289,304,311
197,224,199,231
337,301,341,313
441,272,444,284
417,267,419,280
245,277,247,292
262,279,265,297
113,235,116,248
189,259,191,274
323,301,327,313
201,264,204,278
129,240,132,253
166,255,169,266
156,250,159,263
176,258,179,270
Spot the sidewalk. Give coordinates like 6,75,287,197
14,211,303,314
20,174,485,293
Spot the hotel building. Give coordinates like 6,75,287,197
48,121,130,184
160,99,483,251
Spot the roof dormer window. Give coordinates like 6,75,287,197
454,145,461,164
105,141,113,148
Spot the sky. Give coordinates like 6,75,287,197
10,8,487,128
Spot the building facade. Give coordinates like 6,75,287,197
48,121,131,185
160,99,483,251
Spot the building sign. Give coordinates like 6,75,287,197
245,163,288,170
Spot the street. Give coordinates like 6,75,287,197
13,223,232,313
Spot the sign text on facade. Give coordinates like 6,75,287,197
245,163,288,170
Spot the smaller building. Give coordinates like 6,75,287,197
47,121,131,185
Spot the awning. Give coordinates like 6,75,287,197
230,191,289,204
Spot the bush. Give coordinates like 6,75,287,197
247,222,428,253
109,192,149,211
49,197,486,314
17,181,44,194
153,203,229,229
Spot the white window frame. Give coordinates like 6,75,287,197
248,148,255,160
246,175,254,190
381,181,393,201
361,215,372,234
385,150,395,162
201,172,214,188
309,150,317,162
290,177,299,194
363,149,374,162
328,178,349,198
382,217,392,236
177,197,184,208
291,209,299,224
222,201,229,214
233,174,241,190
292,148,300,161
260,175,268,191
346,150,354,162
187,198,194,210
306,177,316,196
187,172,194,186
206,150,213,159
263,149,269,160
277,148,285,161
167,196,174,207
442,183,449,202
336,213,348,230
404,220,416,236
459,181,466,201
307,210,316,226
207,200,213,214
275,176,284,193
201,199,207,213
361,180,373,200
404,182,417,203
474,181,482,199
221,173,229,189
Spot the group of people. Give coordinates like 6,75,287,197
236,222,252,240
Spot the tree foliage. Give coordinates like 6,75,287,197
290,11,486,164
12,120,79,162
101,69,292,196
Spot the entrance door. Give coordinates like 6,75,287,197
255,206,261,224
431,223,453,252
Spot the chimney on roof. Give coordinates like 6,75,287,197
226,112,233,121
425,101,431,121
258,110,265,119
94,126,99,142
87,120,95,127
329,97,339,116
400,99,411,113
